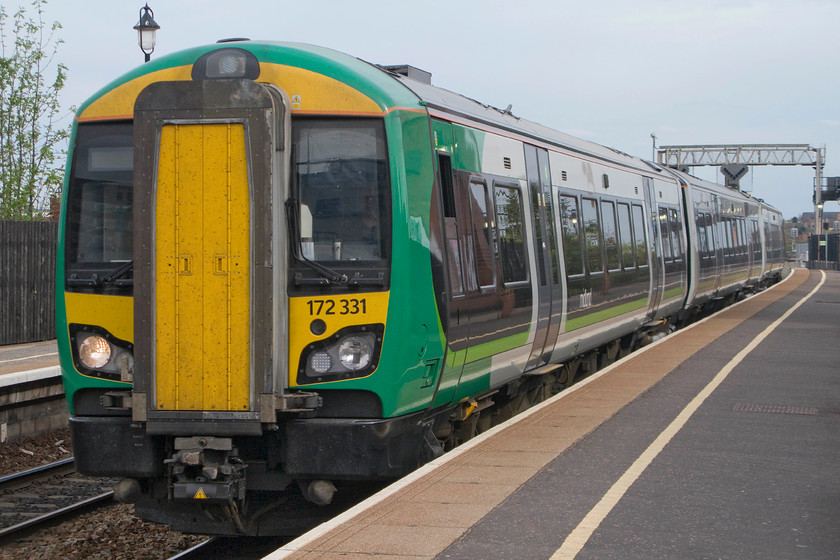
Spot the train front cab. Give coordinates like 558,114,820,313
59,45,446,534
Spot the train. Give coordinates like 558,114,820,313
56,40,785,535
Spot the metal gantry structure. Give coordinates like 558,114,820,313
656,143,827,236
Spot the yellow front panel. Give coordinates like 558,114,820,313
288,292,390,386
64,293,134,343
155,123,251,411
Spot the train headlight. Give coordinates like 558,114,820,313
192,47,260,80
310,352,332,374
79,335,111,369
298,325,383,384
70,326,134,382
338,336,373,371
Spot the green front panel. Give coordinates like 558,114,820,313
284,109,444,418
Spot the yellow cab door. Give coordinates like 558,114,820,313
154,122,251,411
133,78,287,422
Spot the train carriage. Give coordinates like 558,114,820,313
57,40,783,535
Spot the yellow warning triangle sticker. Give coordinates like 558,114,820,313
194,487,208,500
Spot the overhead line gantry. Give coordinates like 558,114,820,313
656,143,827,234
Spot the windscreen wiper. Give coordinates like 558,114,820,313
101,260,134,286
285,199,348,285
66,261,134,289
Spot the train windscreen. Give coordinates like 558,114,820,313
292,118,390,265
64,122,134,292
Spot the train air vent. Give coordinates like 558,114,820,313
602,174,610,189
382,64,432,85
562,171,568,181
504,157,512,170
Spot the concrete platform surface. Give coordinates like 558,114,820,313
0,339,58,377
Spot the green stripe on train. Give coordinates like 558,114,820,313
565,297,647,332
446,330,530,367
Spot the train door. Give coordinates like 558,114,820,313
711,195,724,292
431,151,469,407
642,177,663,320
524,146,563,370
133,78,288,419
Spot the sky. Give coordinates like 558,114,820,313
19,0,840,219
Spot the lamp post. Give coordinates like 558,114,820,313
817,202,824,263
133,4,160,63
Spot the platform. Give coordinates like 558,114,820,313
0,339,58,378
264,268,840,559
0,340,63,442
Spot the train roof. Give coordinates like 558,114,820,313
380,66,656,173
75,39,781,216
78,41,658,173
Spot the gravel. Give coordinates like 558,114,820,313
0,427,73,477
1,427,208,559
0,503,207,560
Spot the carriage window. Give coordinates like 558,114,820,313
470,181,496,288
559,194,583,276
738,218,748,256
494,185,528,284
659,206,673,262
617,203,634,268
722,218,729,257
705,218,716,258
669,208,682,262
581,197,602,273
696,212,709,258
751,220,761,261
293,118,389,262
437,152,464,296
632,204,648,266
601,200,619,271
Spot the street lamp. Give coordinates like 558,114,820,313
133,4,160,63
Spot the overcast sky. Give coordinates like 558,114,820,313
27,0,840,219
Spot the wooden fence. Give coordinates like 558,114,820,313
0,220,58,345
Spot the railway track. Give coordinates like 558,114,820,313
169,536,292,560
0,457,116,545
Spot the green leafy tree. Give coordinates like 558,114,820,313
0,0,72,220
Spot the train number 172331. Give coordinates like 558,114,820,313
306,298,367,316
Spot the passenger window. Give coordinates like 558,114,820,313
469,181,496,288
705,217,715,258
559,194,583,276
722,218,732,257
739,219,747,255
669,208,682,262
632,204,648,266
494,185,528,284
696,212,708,258
617,203,634,268
659,207,672,262
751,220,761,260
601,200,619,271
437,153,463,296
581,198,602,273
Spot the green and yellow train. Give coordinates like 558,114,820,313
57,40,784,535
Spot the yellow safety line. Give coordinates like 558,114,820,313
551,270,826,559
0,352,58,365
